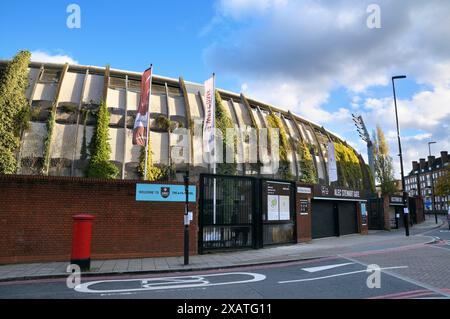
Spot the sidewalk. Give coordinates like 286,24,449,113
0,220,444,282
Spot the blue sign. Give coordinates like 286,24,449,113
425,198,432,210
136,184,196,202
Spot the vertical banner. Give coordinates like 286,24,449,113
203,75,215,162
327,142,338,183
132,67,152,146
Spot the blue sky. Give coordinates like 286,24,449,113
1,0,449,178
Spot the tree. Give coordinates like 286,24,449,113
373,126,396,195
434,166,450,199
298,140,317,184
0,50,31,173
86,101,119,179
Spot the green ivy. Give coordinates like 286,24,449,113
333,142,363,189
80,109,89,161
137,145,165,181
41,111,55,175
215,90,237,175
266,113,292,180
298,140,317,184
0,50,31,173
86,100,119,179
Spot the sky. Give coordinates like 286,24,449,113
1,0,449,179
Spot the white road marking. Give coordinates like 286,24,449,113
279,266,408,284
75,272,266,294
301,262,354,273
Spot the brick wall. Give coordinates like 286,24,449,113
0,175,197,265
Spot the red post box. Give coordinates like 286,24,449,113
71,214,95,271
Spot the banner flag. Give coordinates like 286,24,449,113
327,142,338,183
132,67,152,146
203,75,215,159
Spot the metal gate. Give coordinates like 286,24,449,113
312,201,338,239
199,174,257,253
368,198,384,230
338,202,358,235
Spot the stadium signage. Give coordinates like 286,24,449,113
313,185,362,200
136,184,196,202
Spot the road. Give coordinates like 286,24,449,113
1,221,449,299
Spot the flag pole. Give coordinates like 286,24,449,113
143,64,153,181
212,73,217,225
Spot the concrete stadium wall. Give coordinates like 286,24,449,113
0,175,198,265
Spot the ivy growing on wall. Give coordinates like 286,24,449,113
86,101,119,179
266,113,292,180
215,90,237,175
333,142,363,189
0,50,31,173
80,109,89,161
298,140,317,184
41,111,55,175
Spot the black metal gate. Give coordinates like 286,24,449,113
368,198,384,230
199,174,257,253
338,202,358,235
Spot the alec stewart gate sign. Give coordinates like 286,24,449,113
136,184,196,202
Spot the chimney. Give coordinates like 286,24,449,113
412,161,419,171
419,158,426,170
441,151,448,164
428,156,435,170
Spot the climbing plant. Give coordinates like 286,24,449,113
333,142,363,189
86,101,119,179
215,90,237,175
41,111,55,175
266,113,292,180
80,109,90,160
298,140,317,184
0,50,31,173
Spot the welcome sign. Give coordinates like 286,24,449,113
136,184,196,202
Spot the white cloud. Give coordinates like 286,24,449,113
203,0,450,178
30,50,78,65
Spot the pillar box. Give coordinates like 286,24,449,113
71,214,95,271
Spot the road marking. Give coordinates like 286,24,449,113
368,289,430,299
340,255,450,298
301,262,354,273
278,266,408,284
75,272,266,294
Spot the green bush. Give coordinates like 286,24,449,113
298,140,317,184
215,91,237,175
41,111,55,175
86,101,119,179
0,50,31,173
137,145,165,181
155,115,170,131
266,113,292,180
334,142,363,189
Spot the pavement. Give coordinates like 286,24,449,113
0,218,445,283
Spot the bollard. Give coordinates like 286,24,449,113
71,214,95,271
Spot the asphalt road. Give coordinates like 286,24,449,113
1,220,448,300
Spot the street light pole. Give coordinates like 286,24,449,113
183,170,190,265
428,141,437,224
392,75,409,236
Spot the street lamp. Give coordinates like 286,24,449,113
428,141,438,224
392,75,409,236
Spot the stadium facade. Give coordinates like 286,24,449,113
0,60,369,185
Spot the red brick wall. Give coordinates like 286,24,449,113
0,175,197,265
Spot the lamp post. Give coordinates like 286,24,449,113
428,141,437,224
183,170,190,265
392,75,409,236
